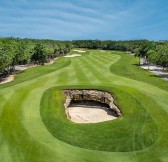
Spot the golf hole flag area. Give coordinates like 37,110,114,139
0,50,168,162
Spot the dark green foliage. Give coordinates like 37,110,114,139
31,43,47,65
1,37,168,82
0,37,72,80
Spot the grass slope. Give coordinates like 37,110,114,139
41,87,157,152
0,50,168,162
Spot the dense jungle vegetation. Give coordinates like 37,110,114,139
0,38,168,81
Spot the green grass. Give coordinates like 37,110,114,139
41,87,157,152
0,57,71,89
0,50,168,162
110,51,168,90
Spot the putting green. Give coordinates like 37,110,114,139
0,50,168,162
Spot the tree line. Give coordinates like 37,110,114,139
0,37,72,81
1,38,168,81
73,40,168,68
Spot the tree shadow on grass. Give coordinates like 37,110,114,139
132,63,139,66
149,75,161,78
149,74,168,80
15,70,25,74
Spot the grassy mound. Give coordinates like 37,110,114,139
41,86,157,152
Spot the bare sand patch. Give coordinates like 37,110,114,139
73,50,86,53
64,54,81,58
67,106,118,123
15,64,39,71
44,61,54,65
141,65,168,81
15,58,58,70
141,65,163,71
44,58,58,65
0,58,59,85
77,50,86,53
0,75,14,84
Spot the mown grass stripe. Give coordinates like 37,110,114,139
56,69,69,85
90,51,119,63
0,81,57,162
81,55,113,80
88,53,110,65
88,52,121,68
79,54,121,83
79,56,108,82
71,58,90,83
75,56,102,83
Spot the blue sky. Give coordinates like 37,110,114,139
0,0,168,40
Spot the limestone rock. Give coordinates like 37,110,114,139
63,89,122,117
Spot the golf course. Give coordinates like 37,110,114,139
0,50,168,162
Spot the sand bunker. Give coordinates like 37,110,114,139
0,75,14,84
64,90,121,123
67,105,117,123
141,65,168,81
64,54,81,58
0,58,59,85
15,64,39,71
73,50,86,53
99,50,105,52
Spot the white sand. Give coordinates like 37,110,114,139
141,65,168,81
141,65,163,71
44,61,54,65
15,64,39,71
1,58,59,85
0,65,38,85
73,50,86,53
64,54,81,58
67,106,118,123
15,59,58,71
99,50,105,52
125,51,135,56
77,50,86,53
44,58,58,65
0,75,14,84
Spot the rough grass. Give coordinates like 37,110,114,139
0,50,168,162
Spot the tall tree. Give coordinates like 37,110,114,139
31,43,47,65
157,44,168,69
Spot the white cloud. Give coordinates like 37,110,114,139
1,0,167,40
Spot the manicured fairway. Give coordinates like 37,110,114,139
0,50,168,162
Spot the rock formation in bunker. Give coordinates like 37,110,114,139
63,90,122,123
